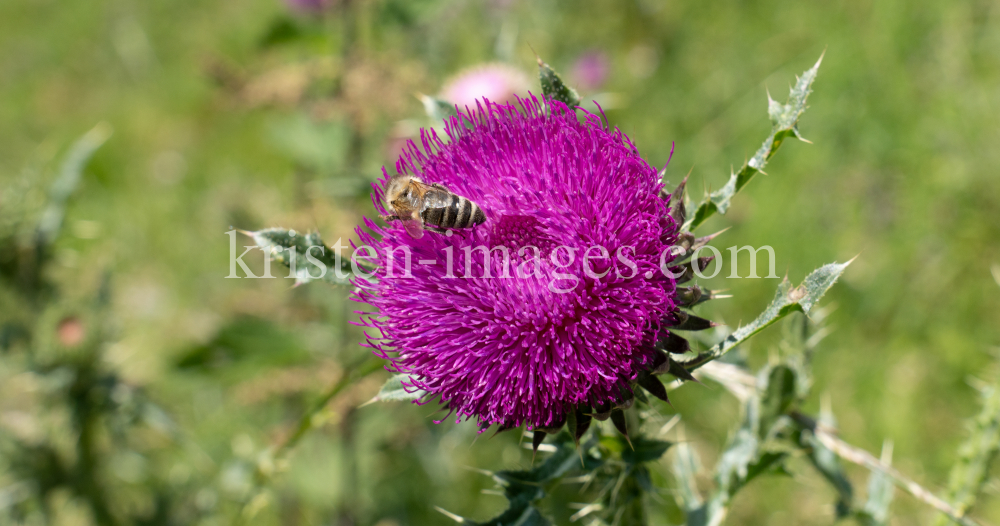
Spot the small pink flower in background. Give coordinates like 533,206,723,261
572,50,610,92
439,63,532,109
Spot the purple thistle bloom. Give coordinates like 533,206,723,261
355,96,679,429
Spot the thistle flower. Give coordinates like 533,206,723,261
356,96,685,431
439,63,531,109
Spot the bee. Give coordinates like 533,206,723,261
381,175,486,239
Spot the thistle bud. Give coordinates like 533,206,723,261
676,285,704,307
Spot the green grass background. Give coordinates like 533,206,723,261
2,0,999,524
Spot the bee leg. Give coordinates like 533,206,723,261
381,214,401,222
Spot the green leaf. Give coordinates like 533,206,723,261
537,58,581,108
174,316,313,374
419,93,458,122
678,259,851,372
715,396,762,496
250,228,370,286
685,54,823,231
690,393,789,526
37,123,113,248
621,437,672,464
364,374,427,404
933,375,1000,525
473,434,602,526
758,365,797,439
670,435,704,512
798,400,854,518
859,442,895,526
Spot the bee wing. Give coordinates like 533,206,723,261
402,219,425,239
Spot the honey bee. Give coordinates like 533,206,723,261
381,175,486,239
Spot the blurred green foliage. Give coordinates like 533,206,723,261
2,0,999,524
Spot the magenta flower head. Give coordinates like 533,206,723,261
355,96,682,432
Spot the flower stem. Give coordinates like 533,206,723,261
789,412,985,526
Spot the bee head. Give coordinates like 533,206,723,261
385,176,411,202
385,175,425,215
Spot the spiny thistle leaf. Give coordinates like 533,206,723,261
678,259,851,372
621,436,672,464
473,434,600,526
685,53,823,231
690,392,789,525
250,228,368,286
933,374,1000,525
363,374,426,404
537,58,581,108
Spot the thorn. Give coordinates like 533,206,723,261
660,332,690,354
434,506,466,523
458,465,494,477
531,430,546,465
528,43,541,64
700,226,731,240
638,373,670,403
668,359,701,386
610,410,632,449
879,439,894,465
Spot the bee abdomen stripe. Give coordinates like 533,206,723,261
442,194,459,227
423,206,444,226
471,204,485,225
456,198,473,228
